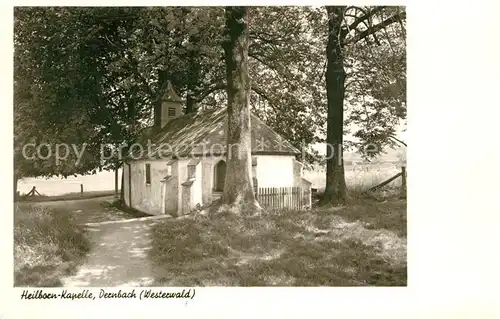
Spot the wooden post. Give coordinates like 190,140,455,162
27,186,41,196
367,172,403,193
80,184,84,194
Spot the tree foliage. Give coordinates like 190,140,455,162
343,6,407,156
14,6,406,205
319,6,406,205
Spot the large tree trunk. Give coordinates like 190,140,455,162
320,6,348,206
222,7,259,209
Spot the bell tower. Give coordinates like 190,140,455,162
160,81,182,128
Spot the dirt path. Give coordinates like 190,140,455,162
62,217,168,287
28,196,172,287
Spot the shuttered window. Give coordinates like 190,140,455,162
168,107,176,117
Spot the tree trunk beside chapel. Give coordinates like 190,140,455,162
320,6,348,205
221,7,258,208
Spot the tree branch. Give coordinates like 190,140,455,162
250,86,281,114
389,134,407,147
127,57,155,101
249,52,284,77
346,6,387,35
346,11,406,45
195,82,226,103
248,52,296,82
251,86,274,104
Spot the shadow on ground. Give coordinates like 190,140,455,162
148,199,407,286
16,197,142,225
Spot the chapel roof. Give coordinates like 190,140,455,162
128,107,300,160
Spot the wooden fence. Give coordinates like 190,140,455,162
256,186,311,210
366,165,407,198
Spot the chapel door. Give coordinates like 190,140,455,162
214,160,226,192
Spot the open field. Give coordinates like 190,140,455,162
18,190,116,202
18,170,122,196
149,198,407,286
304,162,405,191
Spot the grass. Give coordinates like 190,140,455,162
149,198,407,286
14,205,91,287
17,190,116,203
